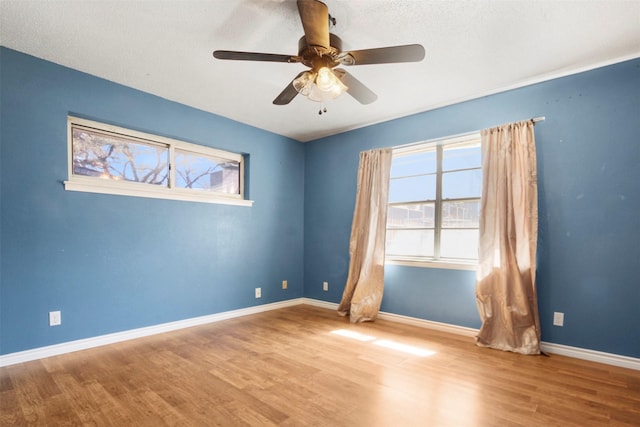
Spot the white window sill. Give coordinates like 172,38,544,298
64,178,254,207
385,258,477,271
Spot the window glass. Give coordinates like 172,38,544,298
389,174,436,203
441,200,480,228
72,128,169,186
440,229,479,259
387,203,435,228
442,169,482,199
175,149,240,194
386,136,481,266
443,142,481,171
390,151,436,177
386,229,435,258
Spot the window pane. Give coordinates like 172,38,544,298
440,229,479,259
389,175,436,203
72,128,169,185
443,142,481,171
386,229,434,257
442,200,480,228
391,150,436,177
175,149,240,194
442,169,482,199
387,203,435,228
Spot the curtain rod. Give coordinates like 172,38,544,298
393,116,546,151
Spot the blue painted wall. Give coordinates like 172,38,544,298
0,48,305,355
304,59,640,358
2,46,638,359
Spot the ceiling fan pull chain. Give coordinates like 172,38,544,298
329,13,336,28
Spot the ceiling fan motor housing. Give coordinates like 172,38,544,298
298,34,353,70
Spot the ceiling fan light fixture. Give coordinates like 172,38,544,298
303,67,348,102
330,77,348,97
316,67,348,97
315,67,336,91
293,71,315,96
293,67,347,102
307,84,330,102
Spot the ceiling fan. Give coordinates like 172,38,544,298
213,0,425,107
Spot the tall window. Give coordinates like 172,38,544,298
65,116,251,206
386,134,481,268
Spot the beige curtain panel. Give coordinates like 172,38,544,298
338,148,393,323
475,120,541,355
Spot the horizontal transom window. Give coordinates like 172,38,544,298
65,117,251,206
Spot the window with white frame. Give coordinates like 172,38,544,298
65,117,251,206
386,134,481,268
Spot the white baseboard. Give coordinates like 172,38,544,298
539,342,640,371
2,297,638,371
0,299,304,367
300,297,340,310
377,311,479,337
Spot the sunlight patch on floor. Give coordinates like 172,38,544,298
330,329,436,357
373,339,436,357
330,329,376,342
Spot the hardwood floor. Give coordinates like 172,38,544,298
1,305,639,426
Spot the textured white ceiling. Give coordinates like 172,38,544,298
1,0,639,142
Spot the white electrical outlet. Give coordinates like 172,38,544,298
553,312,564,327
282,280,288,290
323,281,329,291
255,287,261,298
49,311,61,326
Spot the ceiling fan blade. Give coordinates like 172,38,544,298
297,0,330,50
273,72,306,105
339,44,425,65
335,69,378,105
213,50,299,63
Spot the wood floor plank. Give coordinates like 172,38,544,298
2,304,639,426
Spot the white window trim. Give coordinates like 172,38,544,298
385,258,477,271
386,132,481,270
64,116,253,207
